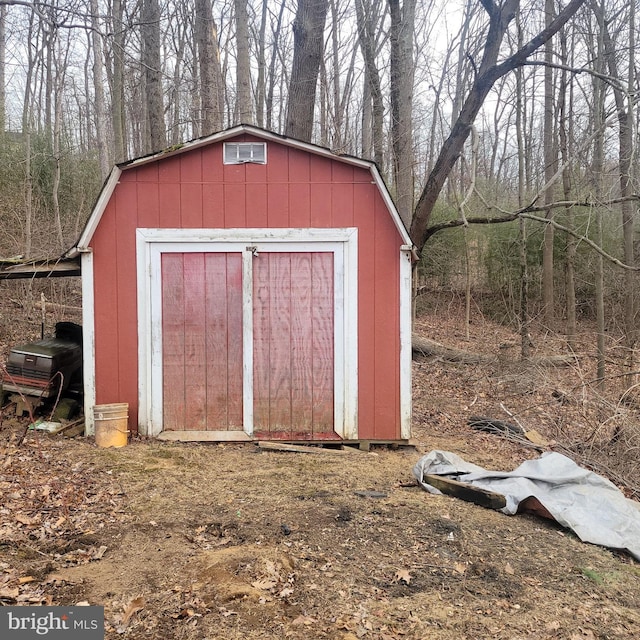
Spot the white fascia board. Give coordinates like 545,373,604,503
76,167,122,251
369,165,412,246
122,124,374,172
136,227,357,244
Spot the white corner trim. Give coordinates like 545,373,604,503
136,230,155,435
399,248,413,439
341,229,359,439
241,248,254,435
81,251,96,435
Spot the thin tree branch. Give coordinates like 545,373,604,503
422,198,640,272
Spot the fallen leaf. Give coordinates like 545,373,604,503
393,569,412,585
292,615,317,626
121,595,145,625
45,574,73,585
504,563,515,575
454,562,466,575
278,587,294,598
92,546,108,560
252,579,278,590
525,429,549,446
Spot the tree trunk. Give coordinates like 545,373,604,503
0,5,5,136
195,0,224,135
354,0,384,168
266,0,286,132
110,0,126,162
388,0,416,228
559,26,576,350
255,0,268,128
592,0,606,388
234,0,252,124
542,0,557,328
601,9,636,371
90,0,110,179
516,17,530,359
285,0,329,141
142,0,166,153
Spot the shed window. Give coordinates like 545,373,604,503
224,142,267,164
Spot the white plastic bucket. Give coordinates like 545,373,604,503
94,403,129,448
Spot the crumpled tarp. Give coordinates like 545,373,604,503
413,450,640,560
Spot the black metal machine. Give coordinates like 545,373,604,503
2,322,83,415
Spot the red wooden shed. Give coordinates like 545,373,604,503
70,125,413,443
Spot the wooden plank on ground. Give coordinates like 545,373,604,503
258,441,352,455
157,430,252,442
422,474,507,510
62,422,85,438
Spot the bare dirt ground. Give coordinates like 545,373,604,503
1,288,640,639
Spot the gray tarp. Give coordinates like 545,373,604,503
413,450,640,560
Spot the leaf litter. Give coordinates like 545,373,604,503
1,303,640,638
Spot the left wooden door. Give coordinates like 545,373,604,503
161,252,244,431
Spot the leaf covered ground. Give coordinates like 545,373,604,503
1,293,640,639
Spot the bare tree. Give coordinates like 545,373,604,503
254,0,268,128
141,0,166,153
388,0,416,227
195,0,224,135
600,4,637,371
558,25,577,350
265,0,286,132
109,0,126,161
90,0,110,178
0,4,5,135
354,0,384,166
541,0,557,328
285,0,328,141
234,0,252,124
410,0,587,255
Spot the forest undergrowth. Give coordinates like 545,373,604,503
414,287,640,501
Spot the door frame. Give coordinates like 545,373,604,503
136,228,358,439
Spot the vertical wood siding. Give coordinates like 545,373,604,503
90,135,404,440
252,252,335,439
161,252,243,430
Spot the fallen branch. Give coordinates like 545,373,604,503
412,335,577,367
411,335,493,363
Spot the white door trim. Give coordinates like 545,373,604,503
136,228,358,439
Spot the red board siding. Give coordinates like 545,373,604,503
90,134,404,440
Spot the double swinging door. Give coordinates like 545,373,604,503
138,229,358,441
